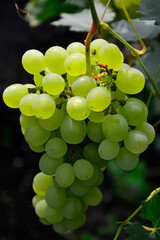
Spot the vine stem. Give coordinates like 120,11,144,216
113,187,160,240
84,0,100,75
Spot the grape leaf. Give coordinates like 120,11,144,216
51,2,115,32
140,195,160,228
111,19,160,42
135,41,160,81
138,0,160,25
125,222,155,240
25,0,82,26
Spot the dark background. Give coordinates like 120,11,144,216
0,1,159,240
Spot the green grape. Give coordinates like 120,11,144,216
24,121,51,146
45,138,67,158
38,108,65,131
19,114,37,131
64,53,86,76
102,114,128,142
64,213,86,230
120,98,148,126
88,110,105,123
98,139,120,160
39,217,52,226
39,153,64,175
35,199,47,218
55,163,75,187
29,144,45,153
53,221,68,233
32,172,53,196
22,49,46,74
67,74,80,87
87,121,105,143
67,42,85,54
32,195,44,208
95,170,104,187
42,73,65,95
19,93,37,116
82,187,102,206
3,84,28,108
115,147,139,171
83,143,105,165
32,93,56,119
118,63,131,71
33,73,44,87
69,179,90,196
99,43,124,70
124,130,149,154
66,96,91,121
116,67,145,94
45,46,69,75
71,75,96,98
90,39,108,61
73,159,94,181
45,185,66,208
45,206,63,224
87,86,111,112
135,122,155,144
62,197,82,219
60,116,86,144
81,164,100,187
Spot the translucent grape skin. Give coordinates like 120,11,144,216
99,43,124,70
55,163,75,187
115,147,139,171
62,197,82,219
32,172,53,196
66,96,91,121
19,93,37,116
45,137,67,159
102,114,128,142
45,46,69,75
116,67,145,94
64,53,86,76
42,73,65,95
60,116,86,144
124,130,149,154
32,93,56,119
98,139,120,160
135,122,155,144
3,84,28,108
45,185,66,208
120,98,148,126
87,86,111,112
22,49,46,74
87,121,105,143
67,42,85,55
71,75,96,98
73,159,94,181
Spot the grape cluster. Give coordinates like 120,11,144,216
3,39,155,233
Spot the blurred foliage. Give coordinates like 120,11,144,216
139,0,160,25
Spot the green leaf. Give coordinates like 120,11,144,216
25,0,82,26
125,222,155,240
51,2,115,32
140,195,160,228
135,41,160,81
111,19,160,42
138,0,160,25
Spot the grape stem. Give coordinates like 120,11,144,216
113,187,160,240
85,0,100,75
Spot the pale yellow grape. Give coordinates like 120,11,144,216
42,73,65,95
3,84,28,108
19,93,37,116
22,49,46,74
64,53,86,76
99,43,124,70
45,46,69,75
116,67,145,94
67,42,85,54
32,93,56,119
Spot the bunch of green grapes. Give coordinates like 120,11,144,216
2,39,155,233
